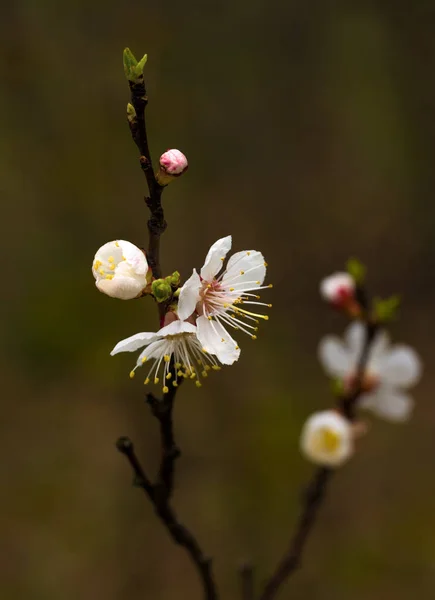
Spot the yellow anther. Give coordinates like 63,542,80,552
144,377,150,385
195,380,202,388
224,303,229,308
256,295,260,299
264,315,269,320
268,304,272,308
264,262,268,267
240,270,245,275
175,362,182,369
256,281,260,285
190,372,196,379
251,335,257,340
235,345,239,350
94,260,102,269
207,284,212,289
202,348,208,353
247,251,251,256
109,264,115,271
166,372,172,379
205,365,211,371
268,284,273,288
108,256,114,262
154,377,159,384
208,316,213,321
177,370,184,377
254,327,258,331
202,370,208,378
164,354,171,362
172,381,178,387
105,274,114,280
122,255,126,261
99,268,105,275
221,338,225,342
212,365,221,371
141,356,147,363
129,370,135,379
163,386,169,394
220,257,225,261
229,287,235,292
115,241,120,247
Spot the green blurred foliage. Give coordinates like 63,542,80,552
1,1,435,599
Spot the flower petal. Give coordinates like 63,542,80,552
221,250,266,288
318,336,352,378
157,320,197,337
366,330,390,375
200,236,232,281
344,322,365,361
362,387,414,422
378,345,422,388
177,269,202,320
196,315,240,365
96,276,144,300
110,331,157,355
118,240,148,276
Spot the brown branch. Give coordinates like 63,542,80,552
116,436,217,600
258,305,379,600
240,562,255,600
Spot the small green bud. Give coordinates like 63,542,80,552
152,279,173,303
373,295,401,323
346,257,366,285
127,103,137,124
330,378,345,397
166,271,180,287
123,47,148,82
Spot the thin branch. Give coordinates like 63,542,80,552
240,562,255,600
128,75,166,280
117,436,218,600
258,314,378,600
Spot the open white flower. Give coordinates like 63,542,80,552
300,410,353,467
177,236,271,365
319,322,422,422
110,320,222,393
92,240,148,300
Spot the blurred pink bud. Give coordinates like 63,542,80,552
156,149,188,185
320,272,355,307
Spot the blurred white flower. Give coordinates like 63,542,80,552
110,320,222,393
177,236,271,365
318,322,422,422
300,410,353,467
92,240,148,300
320,272,355,306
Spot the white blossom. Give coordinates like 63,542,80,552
110,320,222,393
320,272,355,306
300,410,353,467
318,322,422,422
177,236,271,364
92,240,148,300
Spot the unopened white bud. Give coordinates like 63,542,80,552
300,410,353,467
320,272,355,306
92,240,148,300
156,149,188,185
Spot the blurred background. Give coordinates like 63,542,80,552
2,0,435,598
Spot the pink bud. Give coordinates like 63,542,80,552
156,149,188,185
320,272,355,306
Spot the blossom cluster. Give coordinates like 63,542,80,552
92,195,271,394
300,270,422,468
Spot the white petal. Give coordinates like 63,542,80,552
157,320,197,337
96,276,144,300
177,269,202,320
200,236,232,281
373,387,414,422
94,241,123,266
136,339,168,366
344,322,365,360
379,345,422,388
110,332,157,355
221,250,266,288
366,330,390,375
318,336,352,377
118,240,148,276
196,315,240,365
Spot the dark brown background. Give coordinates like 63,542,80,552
2,1,435,598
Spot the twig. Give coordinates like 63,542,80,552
117,70,219,600
116,437,218,600
258,311,378,600
240,562,255,600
